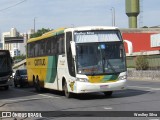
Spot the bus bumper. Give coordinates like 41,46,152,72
74,80,126,93
0,75,11,87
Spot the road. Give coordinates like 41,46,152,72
0,79,160,120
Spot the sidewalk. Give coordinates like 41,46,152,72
127,70,160,82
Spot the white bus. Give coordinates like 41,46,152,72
27,26,130,98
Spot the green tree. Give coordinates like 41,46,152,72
142,26,148,28
30,28,52,38
135,55,149,70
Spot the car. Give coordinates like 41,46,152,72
14,69,28,87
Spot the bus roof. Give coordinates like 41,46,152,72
27,26,119,43
27,27,66,43
65,26,118,32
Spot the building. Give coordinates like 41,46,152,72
121,28,160,68
1,28,33,57
121,28,160,55
0,43,2,50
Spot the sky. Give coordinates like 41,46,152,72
0,0,160,33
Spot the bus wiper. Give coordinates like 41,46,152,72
102,57,106,73
104,57,117,73
91,66,96,76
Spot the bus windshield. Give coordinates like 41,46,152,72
0,55,12,76
74,30,126,75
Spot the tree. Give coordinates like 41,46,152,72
135,55,149,70
142,26,148,28
30,28,52,38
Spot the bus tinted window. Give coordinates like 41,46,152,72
27,34,64,58
57,35,65,54
51,37,57,55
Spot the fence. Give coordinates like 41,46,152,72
126,54,160,70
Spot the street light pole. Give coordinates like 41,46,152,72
111,7,115,26
34,17,36,33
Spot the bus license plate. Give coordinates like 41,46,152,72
100,85,108,89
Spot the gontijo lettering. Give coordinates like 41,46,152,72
34,59,45,66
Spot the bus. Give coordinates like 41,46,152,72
0,50,13,90
27,26,130,98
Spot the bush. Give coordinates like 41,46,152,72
135,55,149,70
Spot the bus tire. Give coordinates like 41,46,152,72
103,91,113,97
4,85,9,90
104,91,113,97
63,81,72,98
14,81,17,88
14,84,17,87
34,77,42,92
20,81,23,88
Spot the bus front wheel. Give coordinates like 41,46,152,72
4,85,9,90
63,81,72,98
103,91,113,97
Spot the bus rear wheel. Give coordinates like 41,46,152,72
34,77,42,92
63,81,72,98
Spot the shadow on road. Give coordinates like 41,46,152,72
39,88,149,100
71,89,149,100
0,86,37,100
0,86,150,101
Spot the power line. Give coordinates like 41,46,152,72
0,0,27,12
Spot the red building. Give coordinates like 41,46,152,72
121,28,160,56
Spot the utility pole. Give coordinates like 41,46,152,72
34,17,36,33
139,0,143,27
111,7,115,26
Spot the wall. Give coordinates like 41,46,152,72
121,29,160,69
122,33,160,53
127,55,160,69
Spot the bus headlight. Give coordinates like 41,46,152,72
76,78,89,82
118,75,127,80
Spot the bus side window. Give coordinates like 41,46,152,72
40,40,44,56
51,36,57,55
30,43,35,57
35,43,39,57
45,39,50,55
47,39,51,55
57,34,65,55
27,44,30,58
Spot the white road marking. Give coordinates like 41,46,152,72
17,88,62,99
5,95,59,102
5,97,48,102
128,86,160,91
38,94,60,98
104,107,113,110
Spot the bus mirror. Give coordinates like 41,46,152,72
123,40,133,55
70,41,76,57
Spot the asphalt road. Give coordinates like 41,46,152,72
0,79,160,120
